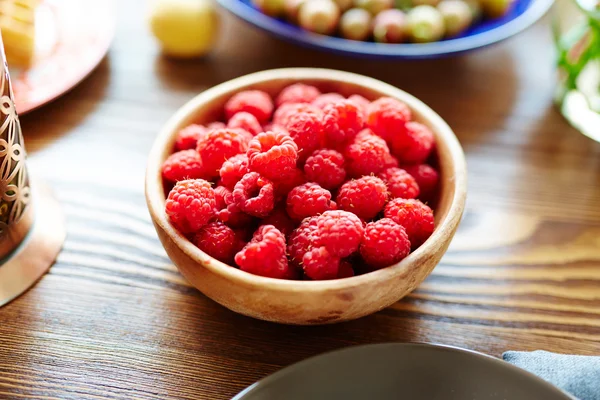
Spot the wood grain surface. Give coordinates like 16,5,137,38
1,0,599,399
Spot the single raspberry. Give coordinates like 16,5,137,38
391,121,435,164
194,221,244,264
273,102,323,127
312,93,345,109
196,128,250,176
273,168,306,200
288,216,319,266
283,111,323,162
225,90,274,124
232,172,275,217
247,131,299,181
348,94,370,115
402,164,439,202
303,149,346,190
165,179,216,233
261,207,296,237
219,154,250,190
314,210,364,258
162,150,208,183
378,167,420,199
235,225,293,279
207,121,226,130
322,100,365,147
227,112,263,136
383,152,400,168
215,185,255,228
337,260,355,278
360,218,410,269
286,182,336,221
276,83,321,106
336,176,388,221
344,129,390,177
175,124,207,151
366,97,412,141
302,246,341,280
384,198,434,247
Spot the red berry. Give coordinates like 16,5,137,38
303,149,346,190
378,167,420,199
302,246,341,280
214,185,255,228
384,198,434,247
175,124,207,151
207,121,226,130
273,168,307,200
336,176,388,221
337,260,355,278
165,179,216,233
214,185,231,211
247,131,299,181
391,121,435,164
288,216,319,266
235,225,293,279
360,218,410,269
273,102,323,127
227,112,263,136
276,83,321,106
383,152,400,168
196,128,251,176
348,94,370,115
232,172,275,217
162,150,208,183
283,111,323,162
344,129,390,177
286,182,336,221
322,100,365,147
194,221,244,264
312,92,345,109
366,97,412,142
314,210,364,258
261,207,296,237
402,164,439,202
225,90,274,124
219,154,250,190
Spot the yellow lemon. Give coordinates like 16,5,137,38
149,0,220,58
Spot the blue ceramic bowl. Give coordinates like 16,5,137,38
216,0,554,59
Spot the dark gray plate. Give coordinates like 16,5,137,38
233,343,574,400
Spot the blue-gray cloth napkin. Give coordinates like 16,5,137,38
503,351,600,400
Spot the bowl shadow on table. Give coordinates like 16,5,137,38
19,57,111,154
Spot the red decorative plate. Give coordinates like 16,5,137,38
8,0,115,115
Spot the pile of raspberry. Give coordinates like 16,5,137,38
162,83,440,281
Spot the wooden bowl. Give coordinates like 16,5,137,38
146,68,467,325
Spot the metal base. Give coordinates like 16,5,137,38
0,179,65,307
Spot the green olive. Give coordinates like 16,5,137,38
252,0,286,17
284,0,307,22
340,8,373,40
411,0,441,6
298,0,341,35
479,0,515,18
437,0,473,37
462,0,483,21
406,5,445,42
372,9,407,43
334,0,354,12
353,0,394,15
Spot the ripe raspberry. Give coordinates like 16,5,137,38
314,210,364,258
360,218,410,269
283,111,323,162
196,128,250,176
225,90,274,124
162,150,208,183
302,246,341,280
288,216,319,266
273,102,323,127
378,167,420,199
235,225,293,279
276,83,321,106
273,168,306,200
384,198,434,247
214,185,255,228
312,93,345,109
227,112,263,136
391,121,435,164
348,94,370,115
207,121,226,130
165,179,216,233
219,154,249,190
366,97,412,141
247,131,299,181
402,164,439,202
286,182,336,221
261,207,296,237
344,129,390,178
337,260,355,278
383,152,400,168
303,149,346,190
175,124,207,151
232,172,275,217
194,221,244,264
322,100,365,147
336,176,388,221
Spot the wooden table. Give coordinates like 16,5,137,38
1,1,599,399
